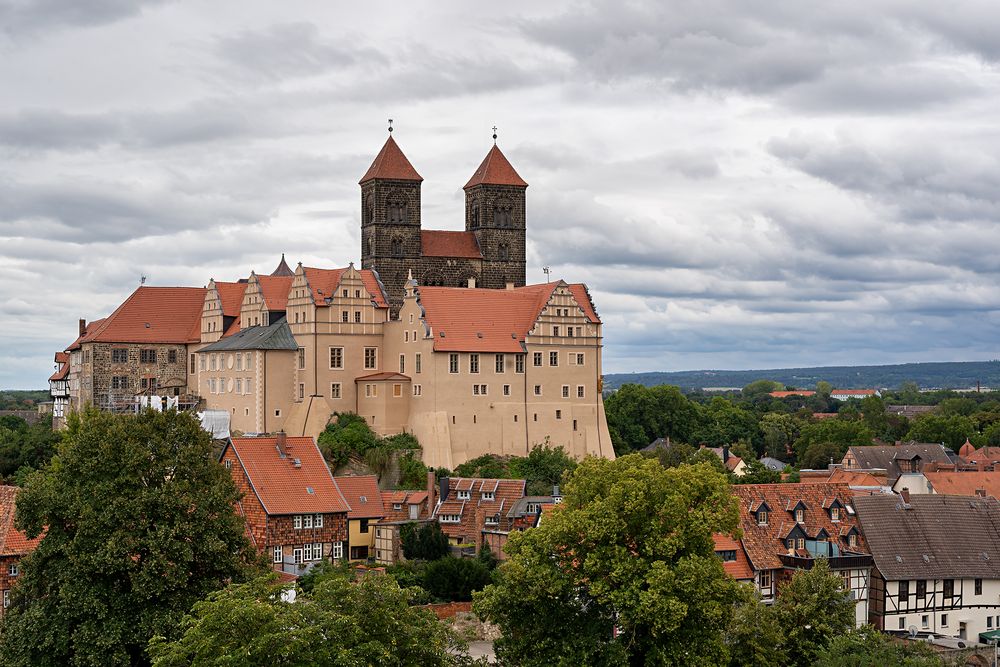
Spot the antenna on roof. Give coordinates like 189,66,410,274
492,125,498,145
388,118,393,134
542,266,551,283
140,275,146,285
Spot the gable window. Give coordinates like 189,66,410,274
757,510,768,526
515,354,525,373
140,349,157,364
533,352,543,367
716,550,737,562
795,509,804,523
112,348,128,363
848,532,858,548
830,507,840,521
483,491,495,501
364,348,377,370
469,354,479,374
440,514,461,523
495,354,505,373
273,546,283,563
449,354,459,374
796,538,805,549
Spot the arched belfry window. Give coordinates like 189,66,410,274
494,202,513,227
498,243,510,261
391,238,403,257
367,236,374,257
471,202,480,229
364,194,373,225
389,201,406,224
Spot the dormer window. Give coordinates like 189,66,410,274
795,509,804,523
393,503,402,511
485,514,499,525
483,492,495,501
757,510,768,526
457,490,471,501
830,507,840,522
848,533,858,548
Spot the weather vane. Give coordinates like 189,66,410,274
388,118,393,134
543,266,551,283
492,125,498,144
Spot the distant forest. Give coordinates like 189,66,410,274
604,360,1000,392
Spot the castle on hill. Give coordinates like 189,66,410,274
48,133,615,468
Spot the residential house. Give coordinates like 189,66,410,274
893,470,1000,501
373,473,437,566
729,483,873,626
221,433,350,576
831,389,880,401
333,475,384,561
964,446,1000,468
0,486,42,616
48,352,70,428
433,477,525,550
854,493,1000,640
702,446,747,476
712,534,754,583
841,443,954,484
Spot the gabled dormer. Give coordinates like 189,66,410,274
786,499,808,524
822,497,845,522
783,523,808,551
749,500,771,526
840,525,860,550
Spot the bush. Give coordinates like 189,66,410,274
399,452,430,490
401,522,450,561
318,413,378,467
423,557,492,602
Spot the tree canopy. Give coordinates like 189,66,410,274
773,560,857,667
474,454,744,666
0,408,263,667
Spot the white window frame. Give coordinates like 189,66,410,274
313,542,323,560
314,514,323,528
304,514,313,529
331,383,341,399
332,541,344,559
273,546,283,563
483,492,495,501
293,515,302,529
457,490,471,500
495,354,505,373
364,347,378,370
329,347,344,370
449,353,459,373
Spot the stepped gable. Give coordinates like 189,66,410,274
333,475,384,520
359,136,423,184
270,254,294,277
417,282,558,353
228,436,350,515
421,230,482,259
83,286,207,344
464,144,527,188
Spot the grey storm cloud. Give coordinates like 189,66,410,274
2,0,1000,387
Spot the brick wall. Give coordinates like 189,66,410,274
419,600,473,619
0,554,22,617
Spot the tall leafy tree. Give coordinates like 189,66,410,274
759,412,797,460
814,626,942,667
604,384,701,454
726,592,787,667
475,455,743,666
793,419,873,463
906,413,978,450
773,560,856,667
0,408,263,667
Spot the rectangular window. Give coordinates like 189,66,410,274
831,507,840,521
917,580,926,597
331,383,341,399
976,578,983,595
758,511,768,526
449,353,459,374
550,351,559,366
413,384,422,396
899,617,906,630
568,326,574,337
516,354,525,373
245,352,251,370
8,563,18,577
329,347,343,369
236,354,243,371
168,349,177,364
140,349,157,364
399,354,405,374
759,570,772,590
314,514,323,528
553,325,560,336
795,509,804,523
923,614,930,628
941,614,948,627
235,379,242,394
573,419,578,431
495,354,504,373
303,543,313,561
111,376,128,390
293,549,303,564
225,459,233,470
533,352,543,367
393,384,402,397
332,542,344,559
943,579,954,599
556,409,562,419
415,353,421,374
898,580,909,602
297,348,305,370
534,385,542,396
562,385,570,398
304,514,313,529
796,538,804,549
364,347,377,370
245,378,253,394
354,311,361,323
112,348,128,363
355,290,361,298
298,383,304,400
470,354,479,373
313,542,323,560
576,353,584,365
273,546,283,563
199,355,206,371
503,384,511,396
342,310,349,322
577,385,585,398
210,354,217,371
294,515,302,529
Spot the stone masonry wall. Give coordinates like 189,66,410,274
88,342,190,406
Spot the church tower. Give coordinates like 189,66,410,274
359,133,423,313
464,142,527,289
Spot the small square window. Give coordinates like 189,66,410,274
534,385,542,396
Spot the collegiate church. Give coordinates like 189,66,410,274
360,132,528,313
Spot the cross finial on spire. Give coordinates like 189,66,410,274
388,118,394,134
492,125,498,144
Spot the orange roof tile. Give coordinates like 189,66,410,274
421,230,483,259
435,477,525,541
713,534,754,580
66,318,106,351
227,436,350,515
84,287,207,345
49,352,69,381
256,275,294,312
970,446,1000,463
828,468,886,486
924,471,1000,499
0,486,42,556
215,281,248,317
464,145,527,188
769,391,816,398
302,267,389,309
359,136,423,184
221,318,241,338
959,439,976,459
333,475,384,519
566,283,600,323
417,283,557,353
831,389,877,396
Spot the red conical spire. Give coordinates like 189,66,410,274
464,144,527,189
359,136,423,184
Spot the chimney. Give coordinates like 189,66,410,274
439,475,450,503
900,488,910,503
722,446,730,463
505,282,515,290
275,430,287,457
976,488,987,498
426,470,436,514
474,504,486,554
467,277,477,288
79,318,87,336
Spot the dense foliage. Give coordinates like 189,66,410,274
423,557,492,602
475,454,744,666
814,626,942,667
0,414,60,483
0,408,263,666
148,572,479,666
453,443,578,494
0,390,50,410
318,412,423,479
773,560,857,666
401,521,451,561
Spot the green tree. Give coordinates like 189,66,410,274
742,380,784,400
799,441,847,470
906,414,977,450
604,384,701,455
475,455,743,666
816,381,833,397
692,397,759,450
401,521,450,561
423,557,492,602
650,441,696,468
726,592,787,667
398,451,430,489
814,626,942,667
508,443,578,495
0,408,262,667
759,412,796,460
793,419,873,463
773,560,855,667
317,412,378,467
0,415,61,482
148,572,473,666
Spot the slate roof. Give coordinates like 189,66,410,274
421,230,483,259
731,483,868,572
853,494,1000,580
81,286,207,344
359,136,422,184
845,444,953,482
0,486,42,556
760,457,787,471
333,475,384,520
464,145,527,188
270,254,294,277
198,317,297,352
227,436,350,515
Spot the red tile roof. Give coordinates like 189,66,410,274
959,439,976,459
713,533,754,580
464,145,527,188
831,389,876,396
302,267,389,309
333,475,384,519
435,477,526,541
215,281,248,317
49,352,69,381
566,283,600,323
0,486,42,556
66,318,106,351
83,287,207,345
969,446,1000,463
828,468,886,487
227,436,350,515
380,490,430,522
359,136,423,184
417,283,557,353
731,483,868,572
256,275,294,312
769,391,816,398
421,230,483,259
924,470,1000,499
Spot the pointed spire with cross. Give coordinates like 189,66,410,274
388,118,393,134
492,125,498,144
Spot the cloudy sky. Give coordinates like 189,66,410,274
2,0,1000,388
